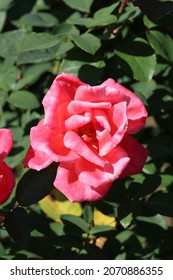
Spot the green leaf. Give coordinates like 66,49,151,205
0,11,6,32
83,205,93,224
69,15,117,28
94,3,119,18
120,213,133,229
0,91,7,113
14,62,51,90
0,66,20,91
18,33,59,52
147,30,173,63
15,12,58,28
0,0,13,10
70,33,101,55
115,38,156,82
18,50,54,65
63,0,94,13
61,214,89,234
91,15,117,27
16,163,58,206
0,30,26,59
147,192,173,217
7,90,40,110
4,208,30,247
90,225,115,236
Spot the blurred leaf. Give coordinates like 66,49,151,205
120,213,133,229
18,33,59,52
115,38,156,81
0,30,26,59
94,3,119,18
147,30,173,63
0,66,20,91
0,11,6,32
69,15,117,27
70,33,101,55
18,50,54,64
14,12,58,28
63,0,94,13
90,225,115,236
39,194,82,223
61,214,89,234
14,62,51,90
83,205,93,224
56,23,80,36
0,91,7,113
4,208,30,247
147,192,173,217
161,174,173,188
94,209,116,227
16,163,58,206
143,15,157,29
0,0,13,10
50,222,65,236
8,90,40,110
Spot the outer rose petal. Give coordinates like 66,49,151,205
0,161,15,205
43,73,84,129
29,121,79,163
102,78,148,134
75,146,130,188
120,135,149,178
0,129,13,160
24,146,53,170
54,162,113,202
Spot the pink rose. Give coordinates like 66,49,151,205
0,129,15,205
24,73,148,202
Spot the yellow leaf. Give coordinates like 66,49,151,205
94,209,116,227
39,190,82,222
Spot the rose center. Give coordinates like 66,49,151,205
78,122,96,144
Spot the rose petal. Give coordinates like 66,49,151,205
102,78,148,133
65,112,91,130
75,84,129,104
67,100,111,115
43,73,84,129
30,121,79,163
76,146,130,188
93,109,111,132
24,146,53,170
98,102,128,156
120,135,149,177
0,129,13,160
0,161,15,205
64,131,106,167
54,163,111,202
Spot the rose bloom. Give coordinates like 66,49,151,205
0,129,15,205
24,73,148,202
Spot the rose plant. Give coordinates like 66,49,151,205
0,129,15,205
24,73,148,202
